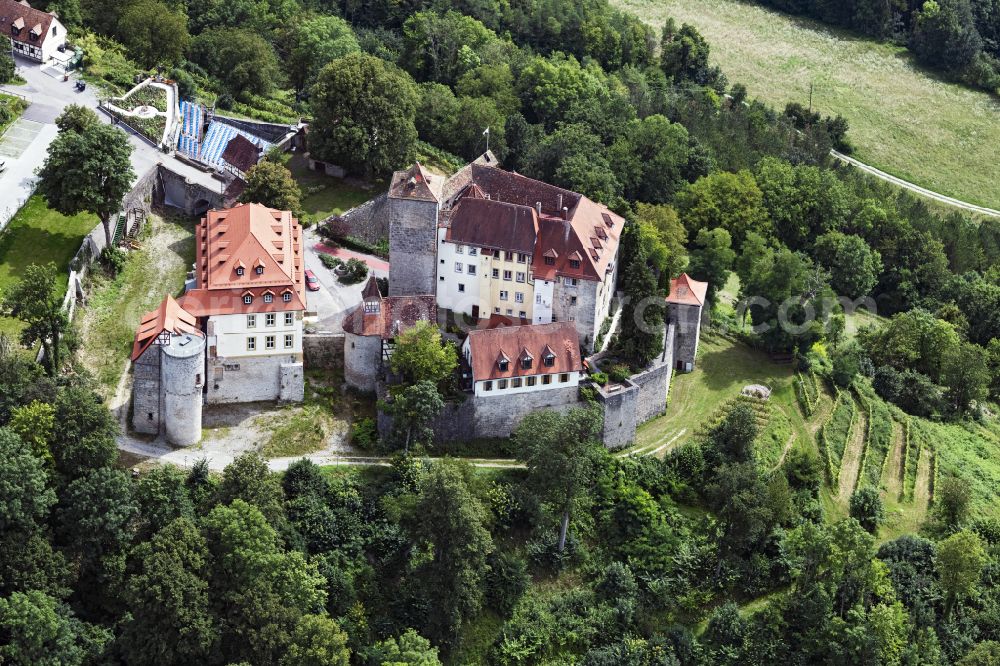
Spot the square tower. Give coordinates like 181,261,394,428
387,163,442,297
666,273,709,372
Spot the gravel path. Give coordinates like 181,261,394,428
881,420,905,499
913,446,932,512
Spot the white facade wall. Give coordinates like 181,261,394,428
472,371,579,397
8,18,66,62
436,234,482,316
533,279,554,324
208,311,303,359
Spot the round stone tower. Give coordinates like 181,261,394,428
161,331,206,446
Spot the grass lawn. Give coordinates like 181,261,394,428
287,154,377,224
0,196,98,336
75,211,194,396
633,331,800,455
0,93,28,135
614,0,1000,210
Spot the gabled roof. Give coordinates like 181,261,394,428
130,295,203,361
667,273,709,307
465,321,582,382
388,163,442,202
446,198,537,254
0,0,58,47
221,134,261,174
361,275,382,300
190,203,305,315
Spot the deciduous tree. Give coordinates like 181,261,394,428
239,161,303,217
389,320,457,385
1,264,69,376
936,529,986,619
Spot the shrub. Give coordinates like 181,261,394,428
849,487,885,534
100,246,127,276
339,258,368,285
350,417,377,449
608,363,631,383
0,53,14,84
591,372,608,386
318,253,340,270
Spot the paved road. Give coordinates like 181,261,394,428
302,229,388,332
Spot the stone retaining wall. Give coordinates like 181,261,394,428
303,333,345,371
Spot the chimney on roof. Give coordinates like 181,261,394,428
535,201,542,215
557,194,563,211
562,206,569,220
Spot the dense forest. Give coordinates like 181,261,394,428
0,0,999,664
747,0,1000,94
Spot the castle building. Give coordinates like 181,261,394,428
130,203,306,444
666,273,708,372
386,153,623,351
462,321,582,397
342,277,437,392
0,0,66,62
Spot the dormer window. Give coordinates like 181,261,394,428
263,293,273,303
364,300,380,314
543,354,555,367
236,267,245,276
282,292,292,302
544,257,555,266
498,359,509,372
255,266,264,275
243,294,253,304
569,259,581,269
521,357,532,370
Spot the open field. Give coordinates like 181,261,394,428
614,0,1000,210
0,196,97,336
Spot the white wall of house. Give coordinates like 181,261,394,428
533,279,554,324
436,234,482,316
8,18,66,62
207,311,303,358
473,371,579,397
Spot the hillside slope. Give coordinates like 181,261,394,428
613,0,1000,211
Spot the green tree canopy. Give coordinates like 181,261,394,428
280,614,350,666
389,321,457,385
936,529,987,619
687,227,735,306
36,116,135,249
117,0,190,67
402,10,501,85
514,407,605,552
1,264,69,377
190,28,283,97
287,15,360,92
368,629,441,665
0,428,55,531
0,591,110,666
239,161,303,217
812,231,883,300
384,380,444,452
610,114,692,204
675,170,770,250
309,53,419,177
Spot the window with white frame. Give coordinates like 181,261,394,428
512,378,523,388
284,334,293,348
285,313,294,326
519,310,527,318
503,270,512,281
469,247,478,256
247,314,256,328
456,245,464,254
467,265,476,275
264,293,273,303
455,262,463,273
517,253,527,263
265,335,276,350
497,379,508,389
515,292,524,303
483,380,493,391
492,268,499,279
236,267,245,276
564,277,578,287
506,308,513,315
243,294,253,304
516,272,525,282
266,313,276,327
283,292,292,302
255,266,264,275
499,290,508,300
246,336,256,351
505,251,514,261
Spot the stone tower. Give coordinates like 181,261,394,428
666,273,708,372
387,163,441,297
130,295,206,446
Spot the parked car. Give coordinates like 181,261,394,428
305,269,320,291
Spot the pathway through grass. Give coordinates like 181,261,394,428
837,402,868,501
614,0,1000,210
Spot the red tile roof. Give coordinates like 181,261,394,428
442,162,624,283
666,273,708,307
446,198,538,255
341,280,436,339
465,321,581,382
221,135,261,174
189,203,305,316
0,0,58,49
131,295,203,361
388,163,442,202
478,313,531,329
